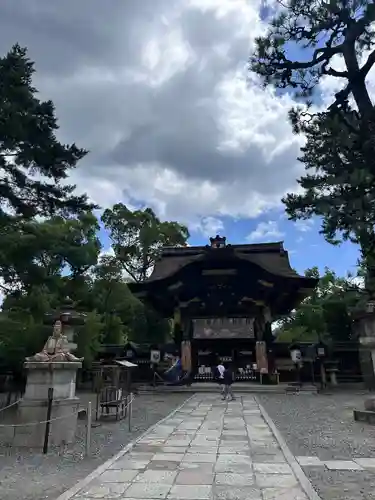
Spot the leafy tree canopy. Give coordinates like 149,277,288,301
102,204,189,282
251,2,375,291
0,212,101,295
276,266,361,343
283,102,375,290
0,44,179,370
250,0,375,118
0,44,96,222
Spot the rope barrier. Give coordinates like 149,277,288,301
0,398,22,413
0,395,135,428
0,408,82,427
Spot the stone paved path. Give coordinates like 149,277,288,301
66,394,318,500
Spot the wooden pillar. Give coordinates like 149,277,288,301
173,307,182,345
180,313,192,373
255,306,273,375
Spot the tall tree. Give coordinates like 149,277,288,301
0,44,96,222
283,108,375,290
251,2,375,291
90,256,171,344
250,1,375,119
277,267,360,342
101,204,189,282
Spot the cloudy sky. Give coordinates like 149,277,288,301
1,0,363,277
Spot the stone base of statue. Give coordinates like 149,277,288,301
12,361,82,447
352,308,375,424
355,314,375,389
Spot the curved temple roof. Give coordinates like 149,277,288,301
129,240,318,292
128,240,319,318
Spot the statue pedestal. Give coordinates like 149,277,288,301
353,311,375,389
13,361,82,447
353,310,375,423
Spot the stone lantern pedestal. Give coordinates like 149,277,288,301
353,310,375,390
12,361,82,447
352,309,375,423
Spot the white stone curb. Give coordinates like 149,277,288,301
256,397,322,500
55,394,196,500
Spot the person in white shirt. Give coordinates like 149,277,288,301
216,363,225,396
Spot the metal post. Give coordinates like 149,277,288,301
86,401,92,457
43,387,54,454
128,393,133,432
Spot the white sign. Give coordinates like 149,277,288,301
150,350,161,363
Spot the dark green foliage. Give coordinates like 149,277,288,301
276,267,361,343
0,44,96,221
75,312,103,368
102,204,189,282
251,2,375,292
0,212,101,295
0,312,51,372
283,107,375,291
250,1,375,117
89,256,171,344
0,44,178,371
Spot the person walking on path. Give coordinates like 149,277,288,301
222,363,235,401
216,361,225,396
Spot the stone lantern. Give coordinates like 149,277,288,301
352,302,375,423
44,297,87,353
351,306,375,390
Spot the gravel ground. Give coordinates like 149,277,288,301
0,392,189,500
258,391,375,500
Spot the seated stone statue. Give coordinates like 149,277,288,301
26,320,83,363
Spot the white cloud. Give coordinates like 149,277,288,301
294,219,314,233
350,275,365,289
0,0,304,228
99,246,115,259
247,221,284,242
191,216,224,238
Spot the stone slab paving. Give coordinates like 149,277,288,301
65,394,319,500
297,456,375,471
0,393,190,500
